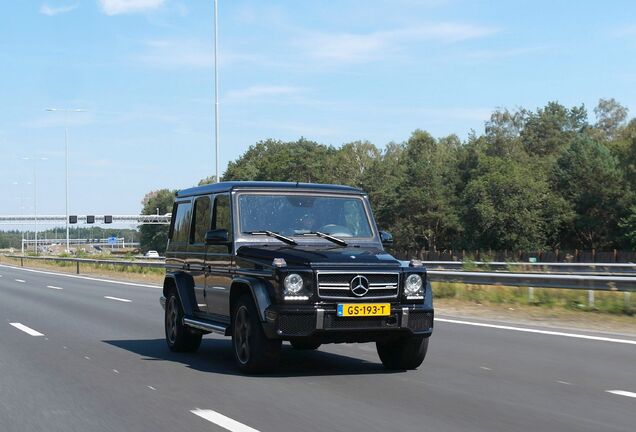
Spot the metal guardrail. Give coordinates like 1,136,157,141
427,270,635,292
1,255,634,293
3,255,164,275
422,261,636,274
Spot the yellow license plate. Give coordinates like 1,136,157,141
337,303,391,317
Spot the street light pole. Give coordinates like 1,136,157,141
22,156,47,254
46,108,85,252
214,0,220,183
13,182,28,254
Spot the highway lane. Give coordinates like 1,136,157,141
0,263,634,432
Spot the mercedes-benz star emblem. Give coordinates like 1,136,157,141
350,275,370,297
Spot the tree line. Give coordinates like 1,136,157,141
140,99,636,254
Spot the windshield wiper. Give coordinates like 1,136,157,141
302,231,348,247
244,230,297,246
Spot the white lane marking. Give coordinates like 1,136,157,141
15,279,26,283
435,318,636,345
10,322,44,336
606,390,636,398
480,366,492,371
47,285,63,290
191,409,260,432
0,264,160,289
104,296,132,303
557,380,573,385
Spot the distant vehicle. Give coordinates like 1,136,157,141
160,181,433,373
145,250,160,258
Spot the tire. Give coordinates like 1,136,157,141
164,291,202,352
376,335,429,370
290,340,321,350
232,295,281,374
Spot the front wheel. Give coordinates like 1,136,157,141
165,292,202,352
376,335,428,370
232,296,281,374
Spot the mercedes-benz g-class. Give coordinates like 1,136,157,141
160,181,433,373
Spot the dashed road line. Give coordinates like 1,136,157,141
47,285,63,290
104,296,132,303
191,409,260,432
10,322,44,336
557,380,573,385
435,318,636,345
606,390,636,399
0,263,160,289
15,279,26,283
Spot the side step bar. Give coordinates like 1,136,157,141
183,317,227,335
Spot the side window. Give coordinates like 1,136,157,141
191,196,211,244
171,201,192,243
212,194,232,241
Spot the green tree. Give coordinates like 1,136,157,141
332,141,381,187
594,98,628,141
619,206,636,248
362,142,407,243
461,156,559,250
198,175,217,185
391,130,461,252
140,189,175,253
484,108,527,159
223,138,338,183
520,102,588,157
553,136,628,248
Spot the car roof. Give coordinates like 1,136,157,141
176,181,365,198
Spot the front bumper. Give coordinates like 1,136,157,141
263,303,433,341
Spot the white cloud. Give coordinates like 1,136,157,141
298,23,498,63
98,0,164,16
613,25,636,38
462,46,546,61
137,39,266,69
226,85,303,101
39,3,78,16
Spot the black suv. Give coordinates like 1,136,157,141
160,181,433,373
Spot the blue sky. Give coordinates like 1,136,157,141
1,0,635,221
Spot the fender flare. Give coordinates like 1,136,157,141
164,272,196,316
230,276,273,322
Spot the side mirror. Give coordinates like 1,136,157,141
379,231,393,246
205,229,229,245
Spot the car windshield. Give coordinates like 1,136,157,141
238,193,374,239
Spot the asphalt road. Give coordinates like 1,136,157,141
0,263,634,432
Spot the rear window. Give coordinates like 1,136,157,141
170,201,192,243
191,196,211,244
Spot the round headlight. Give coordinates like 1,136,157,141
284,273,304,294
405,274,423,296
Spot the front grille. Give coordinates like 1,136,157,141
277,313,315,336
408,311,433,331
324,313,399,330
317,272,399,300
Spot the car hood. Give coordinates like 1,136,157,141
236,244,401,267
